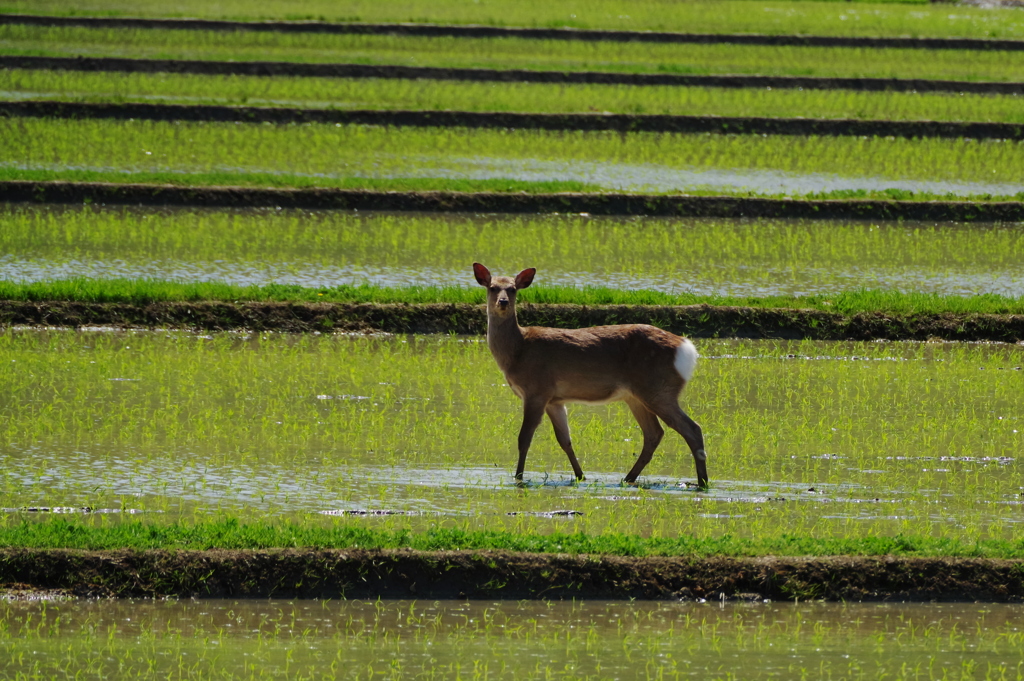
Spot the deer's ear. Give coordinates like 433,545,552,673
515,268,536,289
472,263,491,287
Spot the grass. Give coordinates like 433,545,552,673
6,517,1024,557
4,280,1024,316
5,118,1024,197
4,205,1023,299
3,0,1024,40
6,25,1024,82
8,69,1024,124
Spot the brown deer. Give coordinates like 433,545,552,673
473,263,708,488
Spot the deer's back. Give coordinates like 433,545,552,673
505,324,687,403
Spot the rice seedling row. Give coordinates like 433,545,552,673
7,68,1024,125
6,0,1024,40
5,205,1023,300
4,598,1022,680
5,24,1024,83
0,330,1021,546
6,118,1024,199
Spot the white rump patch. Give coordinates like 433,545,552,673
674,339,698,383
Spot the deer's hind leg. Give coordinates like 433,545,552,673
546,403,585,481
622,396,665,484
646,398,707,488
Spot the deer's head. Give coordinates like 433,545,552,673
473,263,535,318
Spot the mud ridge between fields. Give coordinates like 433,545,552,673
3,13,1024,52
3,548,1024,602
4,182,1024,221
6,100,1024,140
3,301,1024,343
6,55,1023,96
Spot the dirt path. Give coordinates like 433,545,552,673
6,55,1024,97
3,300,1024,343
6,99,1024,140
2,548,1023,601
4,181,1024,221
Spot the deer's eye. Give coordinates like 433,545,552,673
489,286,500,293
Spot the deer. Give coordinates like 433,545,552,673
473,263,708,488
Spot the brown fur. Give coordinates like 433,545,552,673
473,263,708,486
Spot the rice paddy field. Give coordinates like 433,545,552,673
6,0,1024,39
4,0,1024,675
6,117,1024,198
9,69,1024,125
3,205,1024,298
4,598,1024,680
6,25,1024,82
1,328,1022,540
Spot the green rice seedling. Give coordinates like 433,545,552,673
6,69,1024,124
0,331,1021,545
5,0,1024,39
2,598,1024,679
3,205,1023,298
5,24,1024,82
4,118,1024,197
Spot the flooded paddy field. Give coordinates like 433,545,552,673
7,23,1024,83
6,117,1024,198
3,597,1024,680
3,204,1024,298
0,329,1021,543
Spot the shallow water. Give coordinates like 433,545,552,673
0,330,1021,540
389,154,1024,197
2,598,1023,680
4,204,1024,297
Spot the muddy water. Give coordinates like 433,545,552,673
3,204,1024,297
2,597,1023,679
1,329,1021,540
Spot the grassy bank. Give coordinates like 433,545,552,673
3,280,1024,316
4,518,1024,558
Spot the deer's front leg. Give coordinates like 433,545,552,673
546,403,584,481
515,398,548,480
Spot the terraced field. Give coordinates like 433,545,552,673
2,3,1024,676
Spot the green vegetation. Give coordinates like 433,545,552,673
5,118,1024,197
0,331,1020,544
3,0,1024,40
4,280,1024,316
7,518,1024,557
4,598,1022,680
8,69,1024,124
6,24,1024,82
0,167,596,193
4,205,1023,298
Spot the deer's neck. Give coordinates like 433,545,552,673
486,308,525,372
